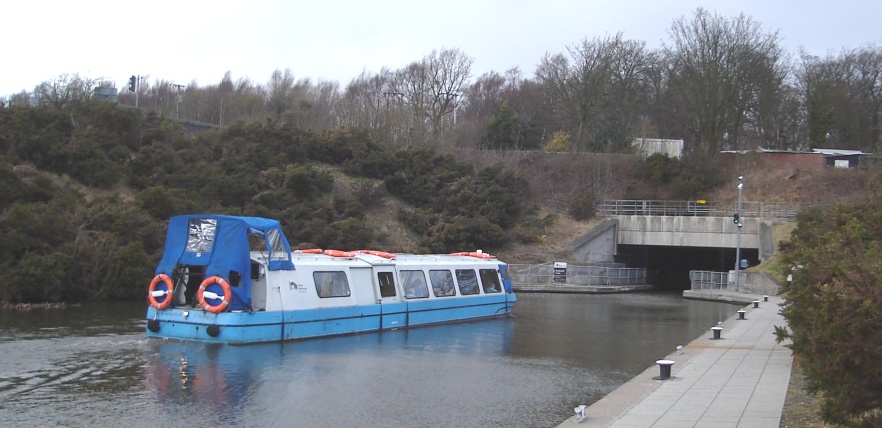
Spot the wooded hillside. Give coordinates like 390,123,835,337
3,100,877,304
0,103,532,303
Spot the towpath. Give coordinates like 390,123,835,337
556,295,791,428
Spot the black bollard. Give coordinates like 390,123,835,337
763,295,769,302
654,360,675,380
711,326,723,340
737,310,746,320
753,300,759,308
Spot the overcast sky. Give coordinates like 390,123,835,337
3,0,881,97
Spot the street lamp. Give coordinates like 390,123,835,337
734,176,743,290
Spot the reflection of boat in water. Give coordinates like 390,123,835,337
142,318,514,425
145,215,516,344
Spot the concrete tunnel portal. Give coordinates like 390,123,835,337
571,216,770,291
616,244,761,291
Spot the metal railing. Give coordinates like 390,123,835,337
597,200,801,222
689,270,746,292
509,262,646,286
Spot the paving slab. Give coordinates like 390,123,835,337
556,296,792,428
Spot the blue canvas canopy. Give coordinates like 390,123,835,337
155,214,294,310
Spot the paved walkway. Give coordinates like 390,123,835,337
557,296,792,428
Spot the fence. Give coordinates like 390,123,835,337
689,270,744,292
509,262,646,287
597,200,801,222
689,270,780,296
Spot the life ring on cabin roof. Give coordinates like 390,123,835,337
148,274,174,310
323,249,355,257
197,276,232,314
294,248,323,254
353,250,396,259
450,251,495,259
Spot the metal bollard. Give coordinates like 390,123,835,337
737,310,746,320
654,360,675,380
763,295,769,302
753,300,759,308
711,326,723,340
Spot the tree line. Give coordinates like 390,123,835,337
6,8,881,156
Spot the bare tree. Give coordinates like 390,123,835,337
799,45,882,151
34,73,98,109
536,33,652,152
287,79,340,131
339,69,411,144
664,8,785,154
389,48,473,145
267,68,296,118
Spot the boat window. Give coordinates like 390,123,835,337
479,269,502,293
377,272,397,297
250,261,264,280
229,270,241,287
313,271,351,298
430,270,456,297
186,218,217,253
455,269,479,295
400,270,429,299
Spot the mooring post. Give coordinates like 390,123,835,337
753,300,759,308
763,295,769,302
711,326,723,340
655,360,675,380
737,310,746,320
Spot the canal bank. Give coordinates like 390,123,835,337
557,295,791,427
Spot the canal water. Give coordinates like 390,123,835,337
0,292,738,427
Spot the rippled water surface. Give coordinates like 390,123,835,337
0,292,738,427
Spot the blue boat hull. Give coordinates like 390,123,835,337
146,293,516,344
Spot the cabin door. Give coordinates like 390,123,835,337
373,267,402,303
373,266,406,330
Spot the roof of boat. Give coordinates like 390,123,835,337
285,251,504,267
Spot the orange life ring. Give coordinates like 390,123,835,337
197,276,232,314
294,248,323,254
450,251,495,259
148,274,174,310
323,249,355,257
353,250,396,259
468,252,494,259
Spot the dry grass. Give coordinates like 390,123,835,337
781,358,833,428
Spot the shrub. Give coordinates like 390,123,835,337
776,194,882,426
568,193,596,221
543,131,572,152
423,217,506,253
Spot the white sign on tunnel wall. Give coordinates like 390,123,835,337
553,262,567,283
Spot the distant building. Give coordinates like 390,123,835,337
752,148,825,168
719,148,870,169
632,138,684,159
812,148,867,168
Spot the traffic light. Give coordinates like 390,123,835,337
128,75,137,92
733,212,742,227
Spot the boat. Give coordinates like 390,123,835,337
145,214,516,344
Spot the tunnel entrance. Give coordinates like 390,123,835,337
615,244,761,291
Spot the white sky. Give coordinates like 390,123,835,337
2,0,881,96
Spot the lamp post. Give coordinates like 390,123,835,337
173,84,186,119
734,176,743,290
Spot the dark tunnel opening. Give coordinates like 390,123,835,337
615,244,762,291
